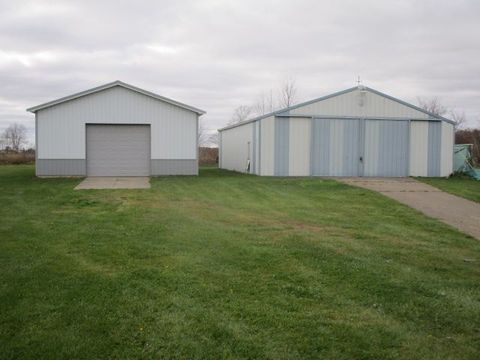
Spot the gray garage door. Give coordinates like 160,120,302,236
86,125,150,176
311,118,362,176
363,120,409,177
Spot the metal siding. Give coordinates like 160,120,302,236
311,119,330,175
252,121,257,174
36,159,86,176
151,160,197,175
364,120,380,176
289,88,430,119
288,117,311,176
341,120,361,176
36,86,197,160
258,120,262,175
376,120,409,176
409,121,429,176
219,131,222,168
219,122,253,173
329,120,344,175
326,119,361,176
440,122,454,176
86,125,150,176
427,122,442,176
260,116,275,175
274,118,289,176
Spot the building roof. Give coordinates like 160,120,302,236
27,80,206,115
218,86,454,131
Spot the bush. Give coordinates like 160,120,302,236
0,151,35,165
199,147,218,165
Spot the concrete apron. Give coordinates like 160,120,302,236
338,177,480,240
75,177,150,190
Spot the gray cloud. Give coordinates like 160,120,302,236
1,0,479,144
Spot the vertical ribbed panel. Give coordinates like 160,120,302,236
428,122,442,176
341,120,361,176
409,121,429,176
274,118,289,176
252,121,257,174
377,120,409,176
311,119,330,175
440,122,454,177
260,116,275,175
288,117,311,176
364,120,380,176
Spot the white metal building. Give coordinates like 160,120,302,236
28,81,205,176
218,86,455,177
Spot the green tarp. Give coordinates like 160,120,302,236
454,144,480,180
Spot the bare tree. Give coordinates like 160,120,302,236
417,97,448,117
228,105,252,125
418,97,468,129
450,109,467,129
252,90,275,116
208,132,219,147
198,120,210,146
2,123,27,151
278,78,297,109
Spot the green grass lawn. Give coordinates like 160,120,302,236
418,175,480,203
1,165,479,359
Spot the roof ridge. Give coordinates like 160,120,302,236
27,81,206,115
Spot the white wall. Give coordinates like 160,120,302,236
260,116,275,176
289,117,310,176
409,121,429,176
37,86,198,160
220,122,253,172
289,88,430,119
440,122,454,177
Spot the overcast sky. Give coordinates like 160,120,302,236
1,0,479,146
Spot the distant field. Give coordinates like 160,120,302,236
1,165,479,359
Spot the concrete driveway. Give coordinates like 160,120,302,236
75,177,150,190
339,177,480,240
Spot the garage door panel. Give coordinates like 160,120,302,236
312,118,361,176
364,120,409,177
87,125,150,176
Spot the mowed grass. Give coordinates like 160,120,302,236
419,175,480,203
1,165,479,359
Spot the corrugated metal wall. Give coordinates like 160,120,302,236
260,116,275,176
274,118,289,176
219,88,453,177
37,86,197,160
311,119,362,176
440,122,454,177
409,121,429,176
364,120,409,176
220,122,252,172
289,117,310,176
289,88,430,119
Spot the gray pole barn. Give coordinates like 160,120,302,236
218,86,454,177
28,81,205,177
